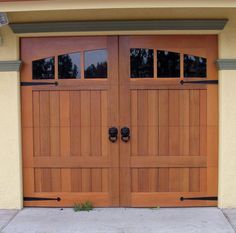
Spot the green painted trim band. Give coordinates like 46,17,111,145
0,61,22,72
216,59,236,70
10,19,228,33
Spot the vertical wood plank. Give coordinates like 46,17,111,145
51,169,61,192
81,169,91,192
92,169,102,192
50,127,60,157
158,168,169,192
119,36,131,206
149,168,158,192
159,90,169,126
91,91,101,156
169,168,181,192
33,127,40,157
179,90,190,126
61,168,71,192
102,169,109,192
131,169,139,192
138,169,149,192
60,127,70,157
169,90,179,127
40,127,50,156
81,91,91,156
181,168,190,192
131,90,138,156
108,36,120,206
24,168,35,195
40,91,50,127
190,90,200,127
137,91,148,156
33,91,40,127
34,168,42,192
70,92,81,156
169,91,179,160
101,91,108,157
50,91,60,127
70,91,81,127
60,91,70,127
41,168,52,192
49,91,59,157
189,168,200,192
71,169,82,192
148,90,158,156
70,127,81,156
21,88,33,127
159,90,169,156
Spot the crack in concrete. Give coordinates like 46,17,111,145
222,209,236,233
0,211,19,233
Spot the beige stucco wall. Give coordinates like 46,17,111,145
218,19,236,208
0,26,22,209
0,3,236,208
218,71,236,208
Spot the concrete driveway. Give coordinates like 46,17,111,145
0,207,235,233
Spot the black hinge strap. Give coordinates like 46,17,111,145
180,196,217,201
21,81,58,86
180,80,218,85
24,197,61,202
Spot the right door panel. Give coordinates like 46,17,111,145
119,35,218,207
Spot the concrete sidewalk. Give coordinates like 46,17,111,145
223,209,236,232
0,210,18,232
0,208,235,233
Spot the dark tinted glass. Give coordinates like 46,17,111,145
58,52,81,79
32,57,54,79
157,50,180,78
84,49,107,78
130,48,154,78
184,55,207,77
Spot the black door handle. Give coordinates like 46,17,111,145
108,127,118,143
121,127,130,143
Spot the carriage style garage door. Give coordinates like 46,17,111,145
21,35,218,207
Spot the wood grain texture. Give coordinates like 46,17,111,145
21,36,119,207
22,35,218,207
119,35,218,207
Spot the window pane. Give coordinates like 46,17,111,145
58,52,81,79
130,48,154,78
32,57,54,79
184,55,207,77
157,50,180,78
84,49,107,78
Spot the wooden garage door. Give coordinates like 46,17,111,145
21,35,218,207
119,35,218,207
21,36,119,207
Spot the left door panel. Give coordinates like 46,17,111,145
21,36,119,207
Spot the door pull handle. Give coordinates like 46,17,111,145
108,127,118,143
121,127,130,143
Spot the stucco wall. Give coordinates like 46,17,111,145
218,71,236,208
0,26,22,209
218,19,236,208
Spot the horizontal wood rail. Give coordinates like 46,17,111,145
24,192,110,207
24,156,109,168
131,156,207,168
131,192,217,207
129,81,207,90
